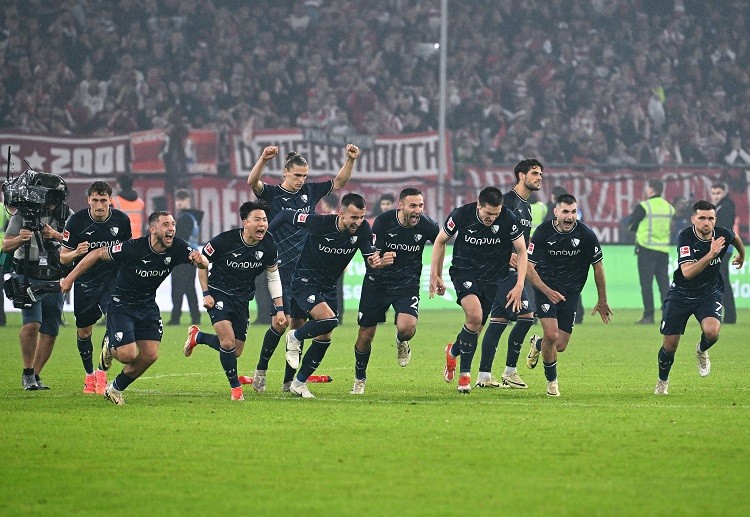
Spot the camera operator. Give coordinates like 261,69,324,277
2,201,70,391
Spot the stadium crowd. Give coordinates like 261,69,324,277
1,0,749,174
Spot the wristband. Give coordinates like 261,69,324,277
202,290,210,297
274,305,285,313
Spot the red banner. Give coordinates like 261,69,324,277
129,130,166,173
1,133,129,176
464,167,749,243
186,130,218,174
229,128,450,181
129,129,217,174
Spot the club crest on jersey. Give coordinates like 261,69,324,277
679,246,690,258
350,236,358,244
463,281,473,289
307,295,316,304
571,238,580,247
297,213,309,223
62,230,70,241
115,332,123,342
446,217,455,232
414,233,422,242
164,257,171,265
300,194,308,203
522,300,529,309
110,227,119,236
492,225,500,234
204,242,215,256
528,242,535,255
541,304,550,313
215,301,224,310
255,251,264,260
112,243,123,253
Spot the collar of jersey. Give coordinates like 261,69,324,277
278,185,301,195
87,209,112,223
692,226,715,242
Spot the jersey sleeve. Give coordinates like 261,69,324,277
108,239,137,262
588,230,603,264
528,226,546,264
311,180,334,204
358,220,376,257
371,214,385,251
61,214,79,250
202,235,222,263
424,216,440,242
173,237,194,264
264,237,279,268
268,209,296,232
443,208,460,237
508,212,524,241
676,230,696,265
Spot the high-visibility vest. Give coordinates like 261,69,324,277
112,196,145,238
530,201,548,235
636,196,674,253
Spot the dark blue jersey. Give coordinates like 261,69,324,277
202,229,278,302
673,225,735,296
443,202,524,284
61,208,132,287
503,189,533,245
528,220,603,293
256,180,333,268
107,236,194,307
367,209,440,291
270,211,375,289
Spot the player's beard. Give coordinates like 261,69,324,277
157,233,174,248
524,180,541,191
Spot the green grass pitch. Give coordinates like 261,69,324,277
1,309,749,515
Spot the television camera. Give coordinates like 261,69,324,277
2,156,69,308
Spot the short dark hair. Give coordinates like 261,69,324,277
710,182,727,192
551,186,568,197
174,188,192,200
556,193,577,206
648,180,664,196
284,152,308,170
148,211,172,225
478,186,503,207
399,187,422,200
513,158,543,182
379,193,395,203
342,192,366,210
240,200,269,220
87,181,112,197
693,200,716,213
320,193,339,210
117,174,134,189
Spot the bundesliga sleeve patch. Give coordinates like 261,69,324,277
112,243,123,253
528,242,535,255
296,213,309,223
446,217,455,232
204,242,215,256
679,245,690,258
62,230,69,242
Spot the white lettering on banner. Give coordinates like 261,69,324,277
232,130,443,179
0,136,128,176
